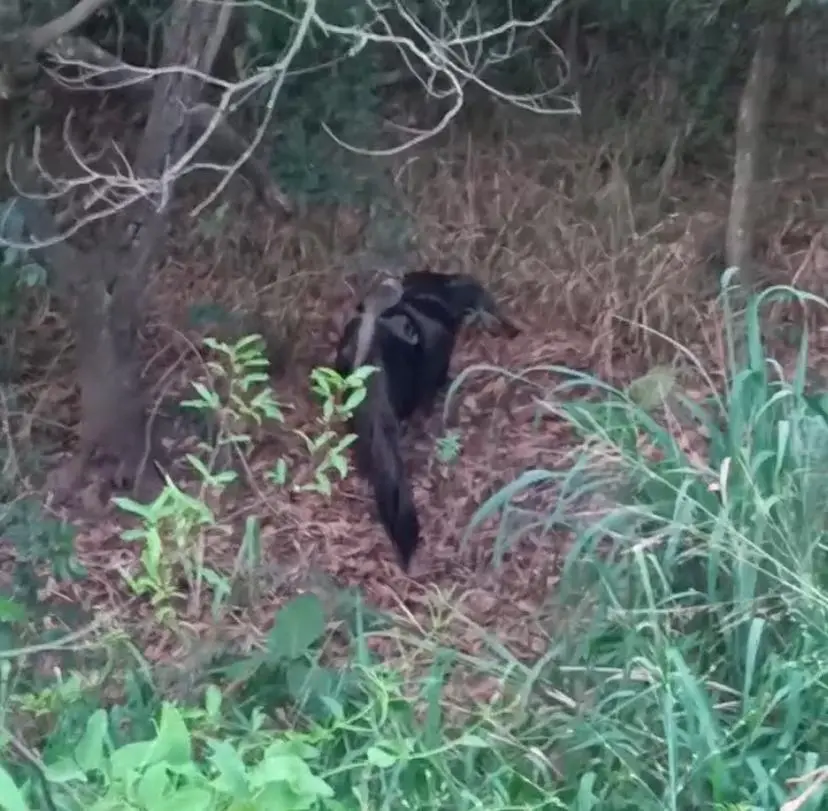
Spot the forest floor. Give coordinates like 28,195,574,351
7,100,828,684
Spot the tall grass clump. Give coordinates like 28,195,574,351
466,272,828,810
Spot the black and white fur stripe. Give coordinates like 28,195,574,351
335,270,520,569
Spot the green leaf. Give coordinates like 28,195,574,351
205,685,222,720
112,497,154,519
333,434,357,454
366,746,397,768
313,472,332,497
626,365,676,411
136,761,171,808
342,390,366,413
330,454,348,480
234,333,265,351
154,787,214,811
190,381,219,408
294,430,314,452
110,740,156,779
155,702,192,766
250,754,334,799
0,598,27,623
74,709,109,772
119,529,147,542
241,371,270,385
312,377,333,397
179,398,211,411
348,365,378,383
262,403,286,422
18,263,46,287
459,733,489,748
270,459,289,485
320,696,345,721
186,455,213,481
42,757,86,784
207,739,250,798
251,782,306,810
311,430,335,451
310,366,339,388
267,594,326,661
285,659,315,704
0,764,30,811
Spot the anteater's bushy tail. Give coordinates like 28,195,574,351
337,275,421,569
353,373,420,569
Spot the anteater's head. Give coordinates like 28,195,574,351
403,271,520,338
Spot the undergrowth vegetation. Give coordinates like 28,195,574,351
1,273,828,809
2,0,827,803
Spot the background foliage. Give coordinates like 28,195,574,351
4,0,828,808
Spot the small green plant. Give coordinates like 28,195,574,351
183,333,286,466
434,429,463,465
113,335,375,622
269,365,376,496
0,197,49,321
10,669,103,720
0,498,85,610
1,698,337,811
0,590,561,811
114,477,222,622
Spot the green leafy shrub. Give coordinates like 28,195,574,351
113,334,373,622
0,590,563,811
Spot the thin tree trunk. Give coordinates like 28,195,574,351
79,0,233,498
18,0,235,502
725,14,785,288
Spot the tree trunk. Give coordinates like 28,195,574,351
19,0,234,502
79,0,234,498
725,14,785,288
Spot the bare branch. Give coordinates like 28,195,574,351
29,0,114,52
2,0,573,246
182,0,316,216
41,32,292,213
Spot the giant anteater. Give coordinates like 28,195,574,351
335,270,519,570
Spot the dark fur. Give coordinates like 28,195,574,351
335,277,420,570
335,271,520,569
